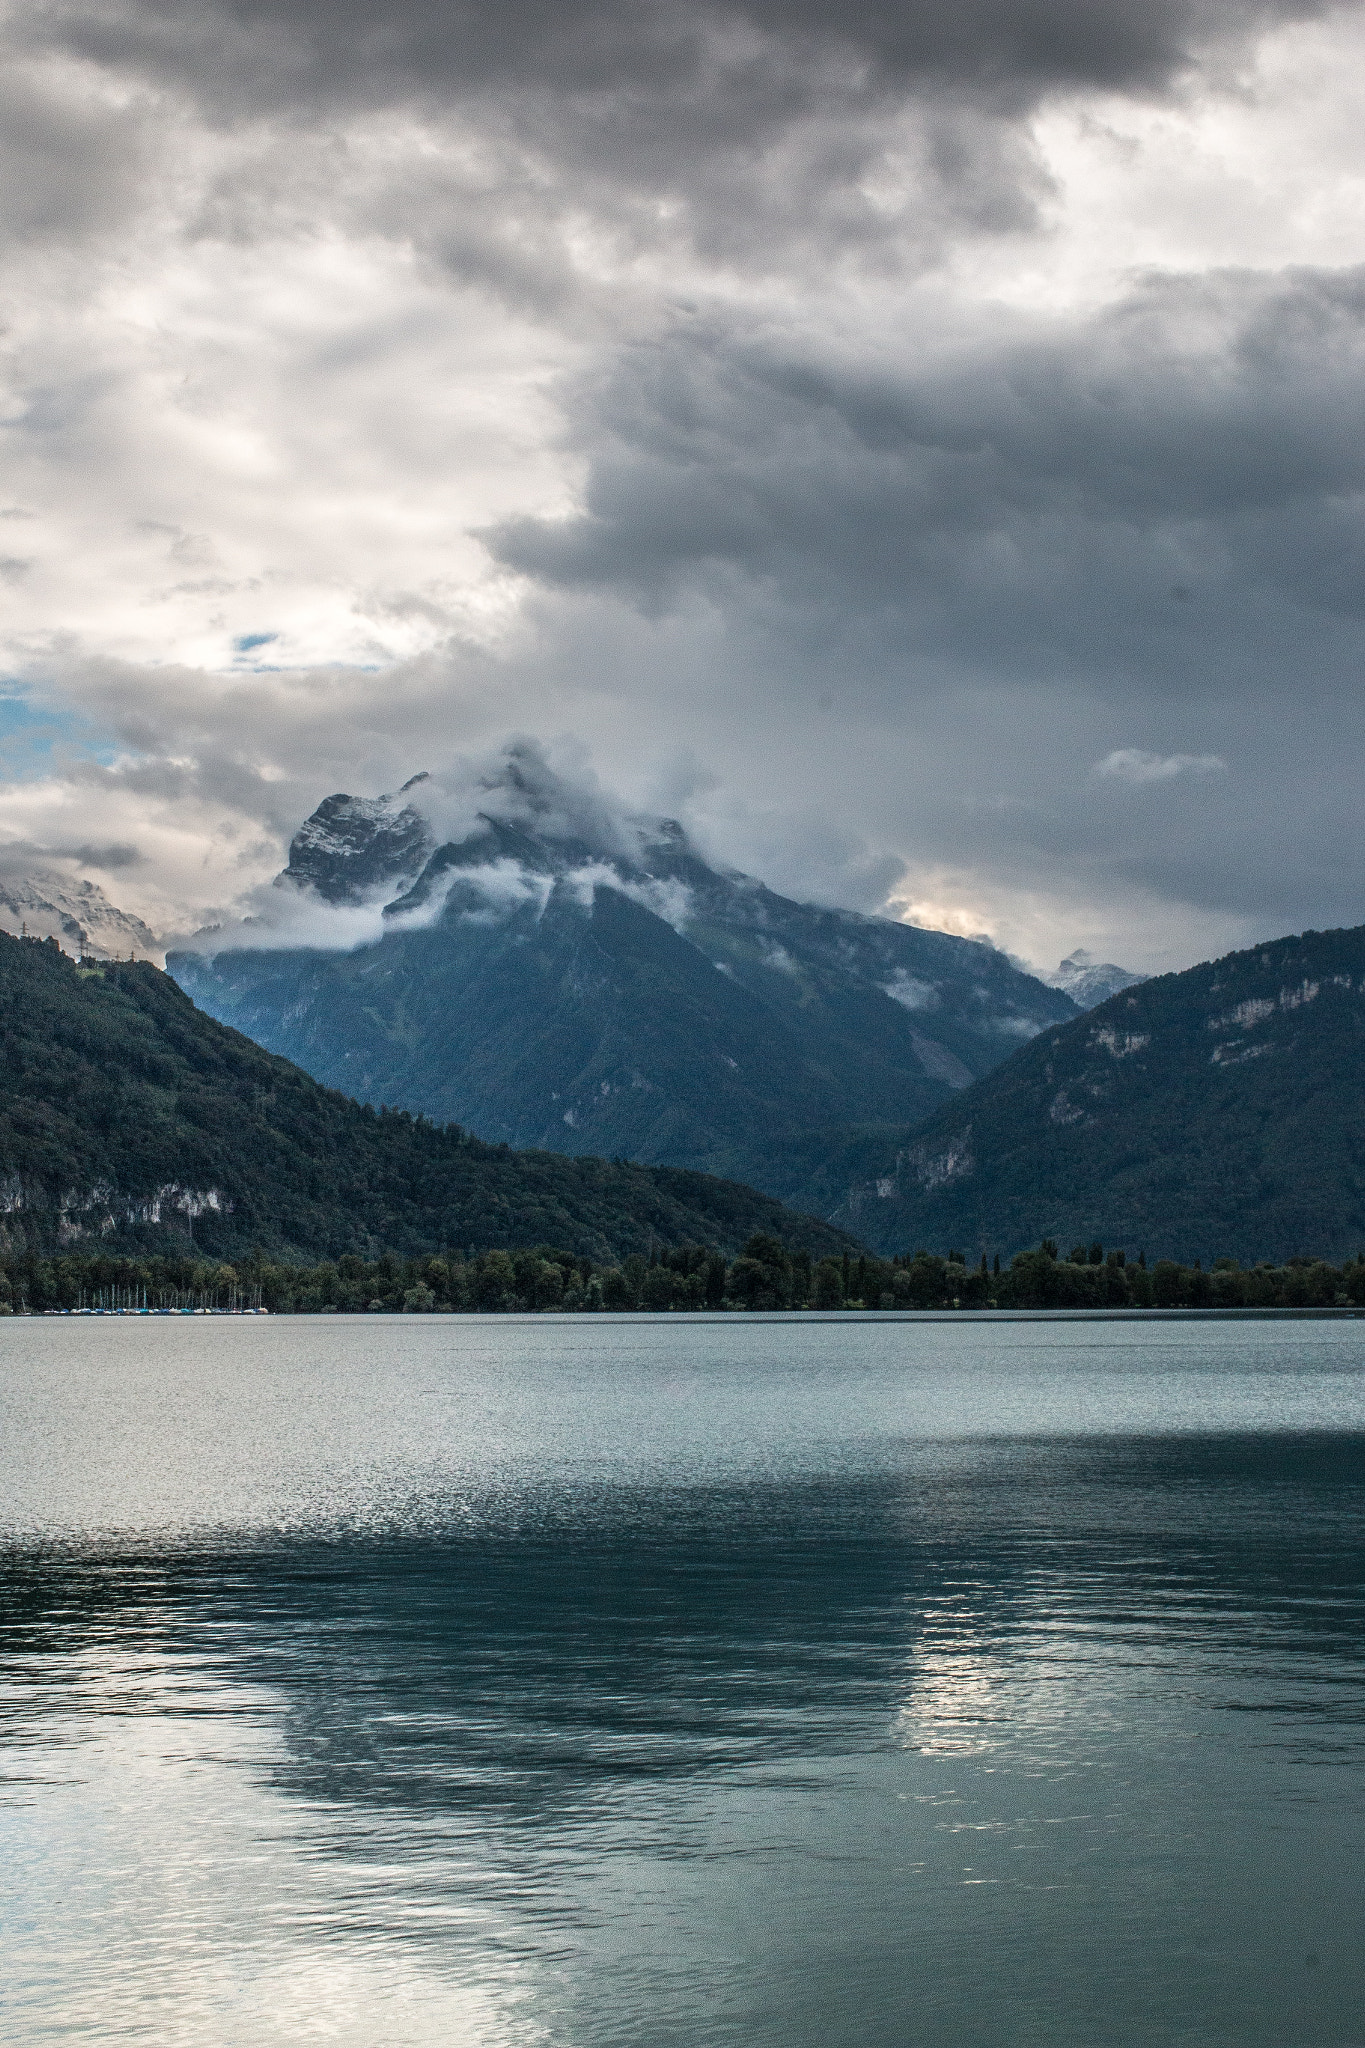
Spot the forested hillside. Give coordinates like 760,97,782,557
0,933,853,1263
826,924,1365,1264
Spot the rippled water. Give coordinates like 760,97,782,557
3,1316,1365,2046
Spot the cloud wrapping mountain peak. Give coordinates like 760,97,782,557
1,0,1362,977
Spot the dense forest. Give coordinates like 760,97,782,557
0,933,850,1262
827,922,1365,1262
5,1236,1363,1314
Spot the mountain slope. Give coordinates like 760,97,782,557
170,750,1078,1203
0,932,854,1263
826,923,1365,1263
0,870,160,961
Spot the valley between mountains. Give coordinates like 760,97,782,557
5,748,1357,1267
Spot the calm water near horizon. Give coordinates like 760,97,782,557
2,1315,1365,2046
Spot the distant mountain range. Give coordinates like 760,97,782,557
0,930,852,1264
169,748,1081,1207
828,923,1365,1263
1045,948,1146,1009
0,870,159,961
6,790,1351,1267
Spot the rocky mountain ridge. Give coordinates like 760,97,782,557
285,774,435,903
1045,948,1146,1010
825,922,1365,1262
171,749,1080,1207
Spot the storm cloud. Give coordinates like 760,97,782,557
32,0,1327,102
1,0,1363,971
493,266,1365,658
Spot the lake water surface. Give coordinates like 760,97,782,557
2,1315,1364,2046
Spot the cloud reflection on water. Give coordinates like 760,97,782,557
3,1322,1365,2045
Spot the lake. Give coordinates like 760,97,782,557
2,1314,1364,2046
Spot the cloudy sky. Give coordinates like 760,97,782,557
2,0,1365,971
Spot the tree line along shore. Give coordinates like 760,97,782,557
4,1236,1365,1315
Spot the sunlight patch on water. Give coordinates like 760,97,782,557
0,1642,548,2047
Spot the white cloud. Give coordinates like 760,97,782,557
1095,749,1228,784
0,1,1360,977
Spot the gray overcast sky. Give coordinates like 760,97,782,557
2,0,1364,969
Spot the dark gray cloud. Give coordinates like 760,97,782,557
18,0,1301,311
2,0,1362,975
0,62,146,246
475,254,1365,951
492,265,1365,690
63,841,145,869
0,837,141,872
30,0,1329,107
16,0,1333,313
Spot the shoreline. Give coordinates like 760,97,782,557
20,1305,1365,1322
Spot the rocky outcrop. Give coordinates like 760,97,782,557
282,774,434,903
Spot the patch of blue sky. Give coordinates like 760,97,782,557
0,689,118,777
229,633,385,673
232,632,279,667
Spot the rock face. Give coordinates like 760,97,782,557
282,774,434,903
0,871,160,961
169,750,1078,1211
1048,948,1146,1010
822,923,1365,1263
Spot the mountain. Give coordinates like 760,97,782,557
286,773,435,903
0,930,854,1264
169,748,1079,1206
825,923,1365,1264
1046,948,1146,1010
0,869,160,961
